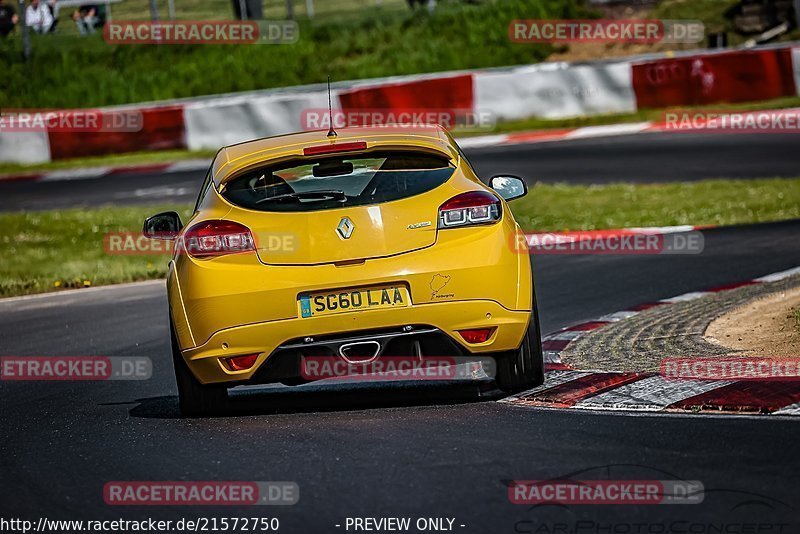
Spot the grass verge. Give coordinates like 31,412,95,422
4,0,798,109
0,0,580,109
2,178,799,298
511,178,800,231
0,204,193,297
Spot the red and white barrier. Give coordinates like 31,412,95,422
0,105,186,164
0,132,51,165
631,47,796,108
474,61,636,121
793,46,800,95
184,90,333,150
2,44,800,164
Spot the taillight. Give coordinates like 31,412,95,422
221,354,259,371
182,220,255,259
438,191,501,229
458,328,496,344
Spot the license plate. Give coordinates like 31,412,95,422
299,285,410,318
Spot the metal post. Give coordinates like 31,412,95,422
18,0,30,62
285,0,294,19
148,0,158,21
305,0,314,18
238,0,247,19
167,0,175,19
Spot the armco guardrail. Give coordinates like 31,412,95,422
2,43,799,164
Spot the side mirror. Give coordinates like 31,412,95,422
489,175,527,201
143,211,183,240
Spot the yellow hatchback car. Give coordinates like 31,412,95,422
144,125,543,415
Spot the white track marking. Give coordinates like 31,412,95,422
754,266,800,283
164,159,210,172
572,375,734,412
595,310,639,322
628,225,696,234
659,292,711,303
456,134,510,149
543,330,586,341
499,370,590,403
543,351,562,364
40,167,111,181
773,402,800,415
114,186,193,199
564,122,652,139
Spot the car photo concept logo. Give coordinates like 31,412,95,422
336,217,355,240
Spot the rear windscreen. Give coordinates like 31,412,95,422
221,151,455,212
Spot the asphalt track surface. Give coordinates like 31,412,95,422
1,133,800,531
1,131,799,211
2,220,800,529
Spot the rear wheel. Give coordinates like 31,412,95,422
495,321,544,394
170,321,228,417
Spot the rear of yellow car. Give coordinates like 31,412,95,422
144,125,543,415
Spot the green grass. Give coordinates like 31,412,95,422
3,0,798,110
512,178,800,231
0,204,192,297
0,0,581,108
2,177,800,297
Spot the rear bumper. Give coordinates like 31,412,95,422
169,218,532,351
181,299,530,385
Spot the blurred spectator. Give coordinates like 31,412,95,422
72,4,99,34
0,0,19,37
25,0,53,33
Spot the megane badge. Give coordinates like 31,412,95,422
337,217,355,239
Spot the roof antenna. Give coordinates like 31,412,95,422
326,75,337,139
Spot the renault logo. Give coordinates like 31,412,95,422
336,217,355,239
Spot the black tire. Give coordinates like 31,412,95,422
495,318,544,394
170,321,228,417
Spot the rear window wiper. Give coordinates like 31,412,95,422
256,190,347,204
